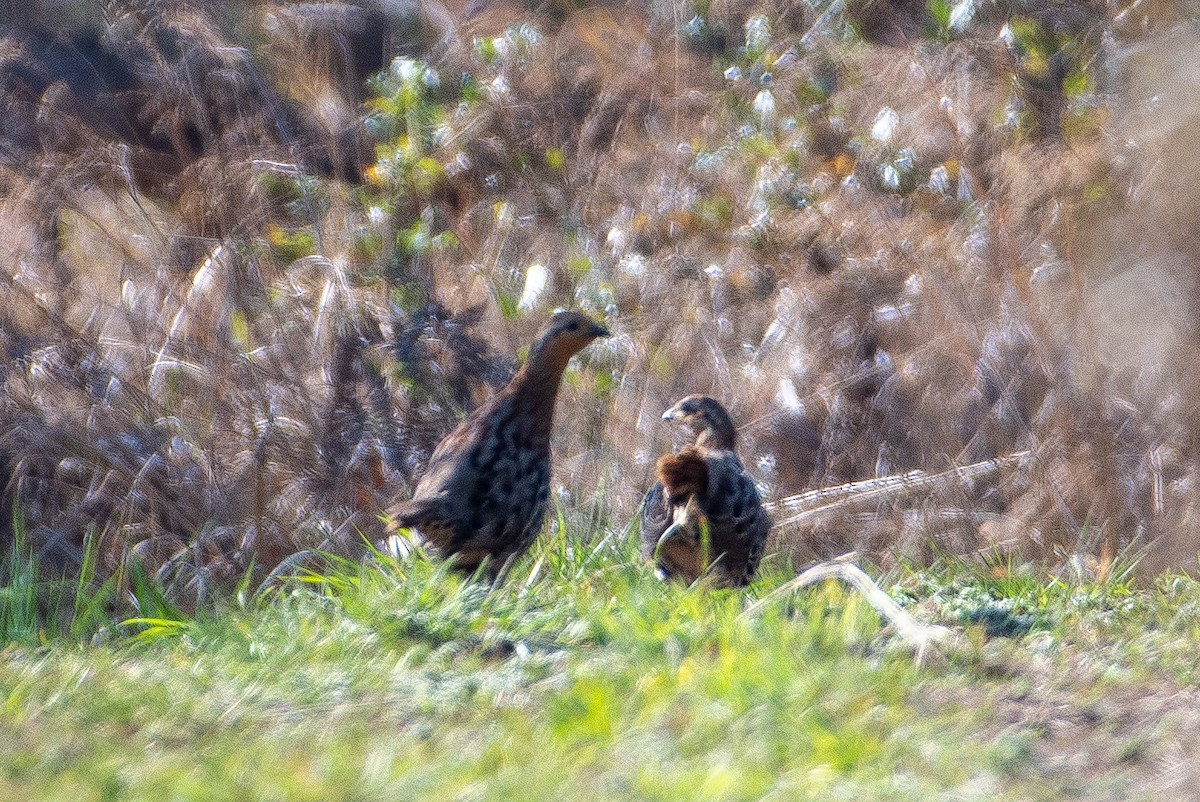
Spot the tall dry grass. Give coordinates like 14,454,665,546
2,0,1199,605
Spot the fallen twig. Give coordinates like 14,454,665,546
742,555,956,662
764,451,1032,530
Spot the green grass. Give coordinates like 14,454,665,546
0,512,188,647
1,522,1198,801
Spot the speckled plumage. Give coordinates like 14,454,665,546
394,310,609,579
641,396,771,587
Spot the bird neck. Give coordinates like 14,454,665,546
695,427,736,451
508,349,571,436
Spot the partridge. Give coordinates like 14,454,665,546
641,395,771,586
394,310,609,580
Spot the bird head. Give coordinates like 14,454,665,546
662,395,738,450
531,309,610,369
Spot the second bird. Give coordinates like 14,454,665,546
641,395,772,587
393,310,609,580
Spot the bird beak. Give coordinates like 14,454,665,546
592,322,611,338
661,406,679,421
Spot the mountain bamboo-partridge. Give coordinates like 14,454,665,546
641,396,771,586
393,310,609,580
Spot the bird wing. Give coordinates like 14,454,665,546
639,481,672,558
401,396,506,522
696,449,771,583
393,407,495,552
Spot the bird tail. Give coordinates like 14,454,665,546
389,497,440,531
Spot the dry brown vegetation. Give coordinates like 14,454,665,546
2,0,1200,604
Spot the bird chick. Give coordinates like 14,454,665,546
393,310,609,581
641,395,771,586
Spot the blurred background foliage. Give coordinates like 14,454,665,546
2,0,1200,606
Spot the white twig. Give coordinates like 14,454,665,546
765,451,1032,530
742,557,956,661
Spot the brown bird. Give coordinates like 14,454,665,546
393,310,610,580
641,396,771,587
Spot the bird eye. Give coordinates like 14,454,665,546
566,321,580,332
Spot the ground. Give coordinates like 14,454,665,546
2,531,1198,801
